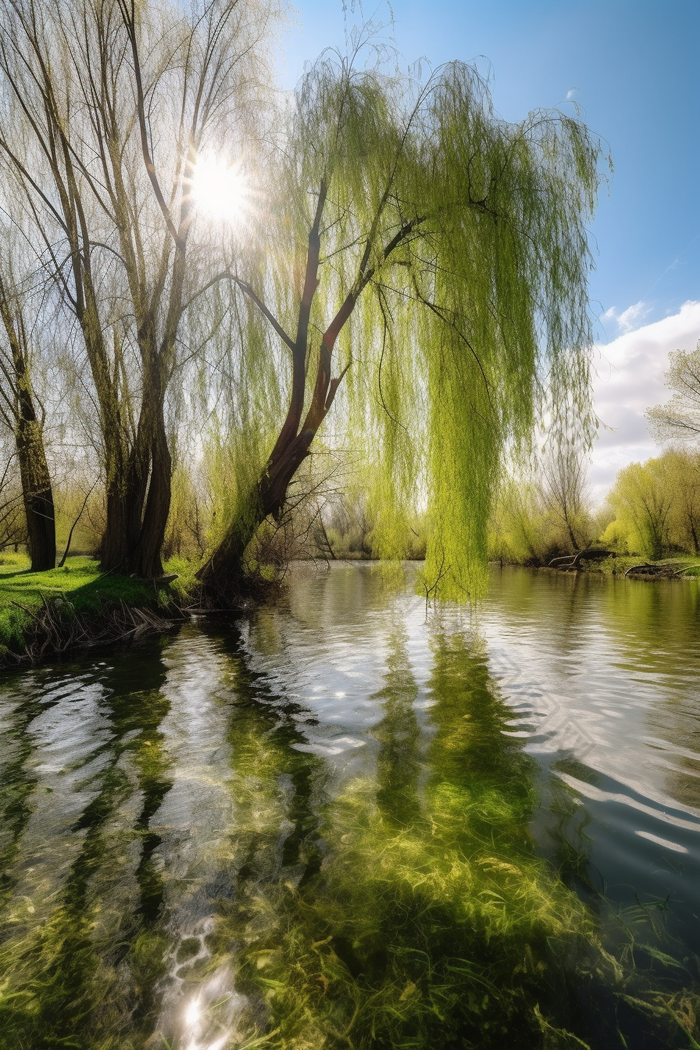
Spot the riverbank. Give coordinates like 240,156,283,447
545,553,700,578
0,555,190,668
3,551,698,669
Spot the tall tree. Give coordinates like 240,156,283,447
537,439,592,553
0,0,278,576
0,253,55,571
666,449,700,555
0,441,27,553
608,458,673,560
197,45,605,601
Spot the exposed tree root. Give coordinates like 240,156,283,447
190,567,285,613
1,595,184,668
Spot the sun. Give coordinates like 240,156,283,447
190,152,249,225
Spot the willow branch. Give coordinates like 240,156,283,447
118,0,183,250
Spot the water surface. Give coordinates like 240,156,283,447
1,564,699,1049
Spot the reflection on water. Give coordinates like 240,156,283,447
372,621,421,828
483,569,700,940
0,563,698,1048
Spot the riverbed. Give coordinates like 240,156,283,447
1,564,699,1049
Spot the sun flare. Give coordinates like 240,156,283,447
190,153,249,225
184,996,201,1029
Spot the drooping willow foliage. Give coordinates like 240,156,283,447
203,38,607,599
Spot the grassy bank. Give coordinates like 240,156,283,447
580,555,700,578
0,554,191,667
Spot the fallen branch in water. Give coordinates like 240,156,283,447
623,563,688,580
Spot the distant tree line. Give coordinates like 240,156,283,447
483,339,700,566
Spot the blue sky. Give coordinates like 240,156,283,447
276,1,700,494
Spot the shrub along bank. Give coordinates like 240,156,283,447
546,554,700,578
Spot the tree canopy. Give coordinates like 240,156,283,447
647,340,700,446
0,5,607,597
0,0,280,577
199,39,606,600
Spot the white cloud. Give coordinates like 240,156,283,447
565,87,578,101
600,300,651,335
589,300,700,500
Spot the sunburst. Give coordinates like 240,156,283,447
190,152,250,226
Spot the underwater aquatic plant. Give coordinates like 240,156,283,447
203,624,700,1050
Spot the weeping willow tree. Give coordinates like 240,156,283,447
198,36,605,602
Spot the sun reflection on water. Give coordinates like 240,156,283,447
184,997,201,1029
172,968,248,1050
181,992,230,1050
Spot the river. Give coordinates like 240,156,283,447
1,563,699,1049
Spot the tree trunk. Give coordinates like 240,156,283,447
689,518,699,555
195,489,264,600
17,416,55,572
99,448,132,573
566,520,578,553
98,354,171,578
0,278,56,572
196,430,312,602
98,439,170,579
131,408,172,579
197,184,352,604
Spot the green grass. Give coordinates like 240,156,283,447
589,555,700,577
160,554,203,602
0,555,183,659
663,556,700,577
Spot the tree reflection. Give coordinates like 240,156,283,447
0,681,42,910
0,642,174,1048
212,622,625,1049
0,600,697,1050
372,621,422,829
601,579,700,812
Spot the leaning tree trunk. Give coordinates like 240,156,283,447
196,401,323,603
194,169,424,605
197,296,352,603
194,490,264,602
197,180,367,605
